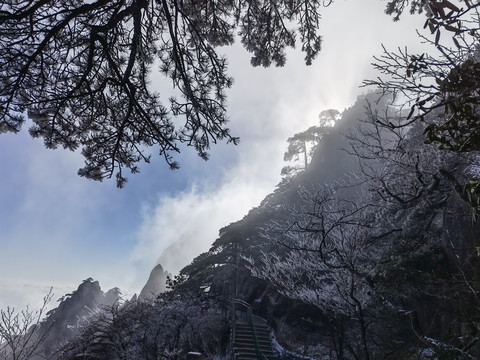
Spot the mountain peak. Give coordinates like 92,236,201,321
138,264,171,301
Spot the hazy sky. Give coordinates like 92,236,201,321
0,0,428,311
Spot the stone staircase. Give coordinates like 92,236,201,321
233,316,276,360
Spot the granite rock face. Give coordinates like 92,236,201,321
138,264,171,301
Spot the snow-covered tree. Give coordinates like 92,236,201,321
60,296,227,359
0,289,53,360
247,182,398,359
365,0,480,214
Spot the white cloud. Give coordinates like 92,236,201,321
129,129,287,279
131,182,265,275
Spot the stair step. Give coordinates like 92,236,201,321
235,340,271,347
235,333,270,338
237,326,269,332
233,346,275,354
235,336,271,343
236,325,269,332
235,353,275,359
233,315,275,360
236,356,276,360
234,344,273,351
234,338,271,344
236,330,269,337
234,337,272,343
236,331,270,338
234,349,275,356
235,346,273,352
236,329,269,334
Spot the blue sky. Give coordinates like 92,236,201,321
0,0,428,311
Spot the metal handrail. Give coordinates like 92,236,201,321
247,306,265,360
232,298,270,360
234,298,250,311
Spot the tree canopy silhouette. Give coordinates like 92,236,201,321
3,1,473,188
0,0,326,186
281,109,339,178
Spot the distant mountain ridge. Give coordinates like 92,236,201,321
37,278,121,359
